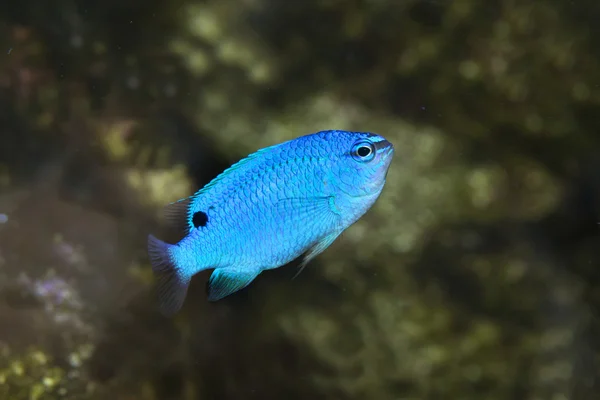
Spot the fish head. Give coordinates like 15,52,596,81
327,130,394,199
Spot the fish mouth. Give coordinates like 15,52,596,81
374,139,394,157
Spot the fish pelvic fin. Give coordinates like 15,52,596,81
147,234,190,316
206,268,260,302
293,230,343,280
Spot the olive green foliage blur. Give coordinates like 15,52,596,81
0,0,599,399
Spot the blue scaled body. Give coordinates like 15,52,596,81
148,130,394,315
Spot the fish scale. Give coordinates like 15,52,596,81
148,130,394,316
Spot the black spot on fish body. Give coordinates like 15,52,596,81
192,211,208,228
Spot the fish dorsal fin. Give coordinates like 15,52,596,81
194,142,284,196
163,197,194,235
163,141,287,234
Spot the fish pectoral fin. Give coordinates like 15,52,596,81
274,196,343,279
293,230,343,279
274,196,341,227
207,268,260,301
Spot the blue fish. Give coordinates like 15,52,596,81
148,130,394,315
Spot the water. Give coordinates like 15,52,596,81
0,0,599,399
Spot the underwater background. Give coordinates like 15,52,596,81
0,0,599,399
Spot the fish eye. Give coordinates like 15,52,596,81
357,146,371,157
351,141,376,162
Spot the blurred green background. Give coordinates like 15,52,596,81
0,0,599,399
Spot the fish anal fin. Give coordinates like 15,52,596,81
293,230,343,279
206,268,260,302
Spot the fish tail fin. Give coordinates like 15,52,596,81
147,234,190,316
